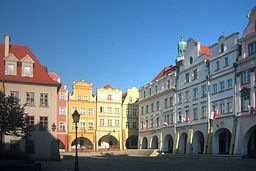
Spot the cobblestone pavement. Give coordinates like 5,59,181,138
41,154,256,171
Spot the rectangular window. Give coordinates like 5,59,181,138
248,41,256,56
26,92,34,105
242,70,250,84
213,84,217,94
115,108,120,114
149,88,151,96
193,69,198,79
60,93,66,100
156,117,159,127
202,85,206,97
186,91,190,101
88,122,94,130
225,57,228,67
242,95,250,112
59,122,66,131
78,95,82,100
126,108,129,115
143,91,146,98
24,66,30,77
108,107,112,113
216,61,220,70
164,98,168,108
166,114,170,124
27,116,34,126
40,93,48,106
202,106,206,118
10,91,19,99
220,43,224,53
141,121,143,129
133,122,137,129
151,103,154,112
8,64,15,75
115,120,119,127
108,119,112,126
100,107,104,113
150,119,153,128
186,73,189,83
80,107,86,115
193,108,198,120
72,107,78,114
141,107,144,114
39,116,48,130
80,121,86,130
84,96,88,101
193,88,198,99
220,103,225,114
220,81,225,91
59,107,66,115
171,114,174,124
156,101,160,111
185,110,190,120
146,105,149,113
126,122,130,128
100,119,104,126
227,79,232,89
167,80,170,89
169,97,173,106
107,94,112,100
178,93,182,103
227,101,232,113
155,85,158,94
178,112,182,122
133,108,137,116
88,108,93,116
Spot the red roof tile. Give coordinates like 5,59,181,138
104,84,113,89
151,65,176,82
200,45,210,60
0,44,60,86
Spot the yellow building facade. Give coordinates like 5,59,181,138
68,81,96,151
121,87,139,150
96,84,123,151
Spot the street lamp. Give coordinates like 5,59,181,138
72,110,80,171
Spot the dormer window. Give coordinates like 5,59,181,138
8,64,15,75
5,53,18,76
24,66,31,77
21,55,34,77
220,43,225,53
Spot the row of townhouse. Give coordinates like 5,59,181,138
138,6,256,156
0,35,139,159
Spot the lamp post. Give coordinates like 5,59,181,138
72,110,80,171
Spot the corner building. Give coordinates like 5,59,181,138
68,81,96,151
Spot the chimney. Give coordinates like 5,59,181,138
5,35,10,57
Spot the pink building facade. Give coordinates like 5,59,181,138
234,7,256,156
49,72,69,151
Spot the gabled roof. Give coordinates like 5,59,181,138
0,44,60,86
200,45,210,60
104,84,113,89
151,65,176,82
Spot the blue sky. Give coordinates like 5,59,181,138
0,0,254,93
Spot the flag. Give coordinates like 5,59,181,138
213,110,219,120
163,122,168,126
249,106,254,114
25,114,29,118
210,112,214,120
145,124,148,130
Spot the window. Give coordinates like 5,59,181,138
100,119,104,126
100,107,104,113
151,103,154,112
242,70,250,84
108,119,112,126
185,110,190,120
164,98,168,108
84,96,88,101
167,80,170,89
213,84,217,94
72,107,78,114
146,105,149,113
248,41,256,56
133,122,137,129
141,107,144,114
156,117,159,127
220,43,224,53
193,88,198,99
59,107,66,115
80,107,86,115
40,93,48,106
178,112,182,122
126,122,130,128
115,120,119,127
227,101,232,113
155,85,158,94
88,122,94,130
156,101,160,111
129,97,132,102
185,73,189,83
80,121,86,130
24,66,31,77
193,69,198,79
143,91,146,98
166,114,170,124
39,117,48,130
190,56,193,64
10,91,19,99
107,94,112,100
213,104,217,113
220,81,225,91
146,120,148,128
26,92,34,105
78,96,82,100
170,114,174,124
108,107,112,113
115,108,120,114
202,106,206,118
185,91,190,101
169,97,173,106
60,93,66,100
225,57,228,67
242,95,250,112
220,103,225,114
72,122,76,130
27,116,34,126
88,108,93,116
193,108,198,120
149,88,151,96
216,61,220,70
8,64,14,75
141,121,143,129
226,79,232,89
202,85,206,97
133,109,137,116
126,108,129,115
59,122,66,131
150,119,153,128
178,93,182,103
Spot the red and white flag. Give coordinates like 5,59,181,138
249,106,254,115
213,110,219,120
163,122,168,126
25,114,29,118
145,124,148,130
